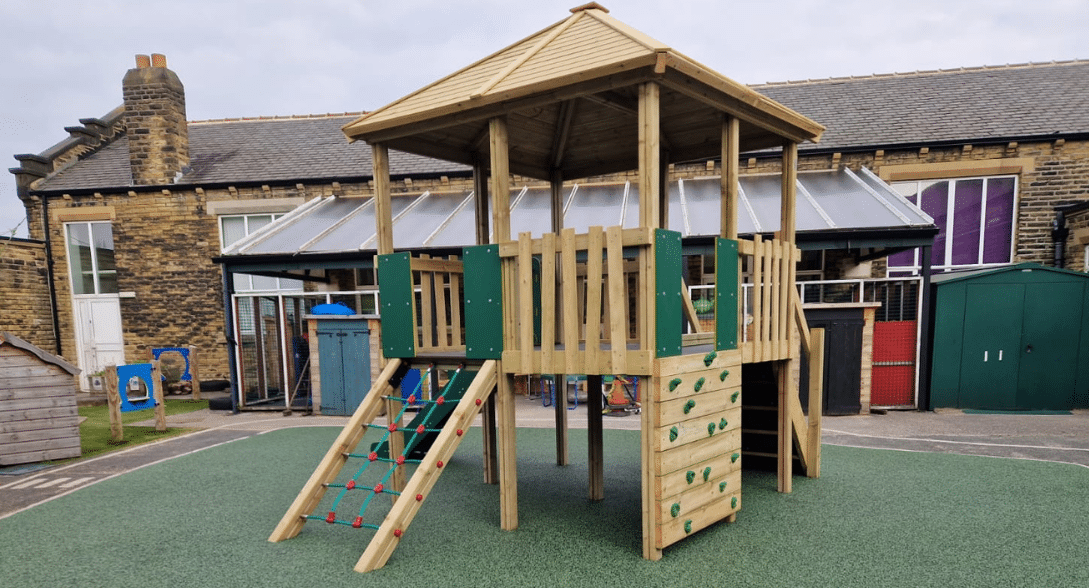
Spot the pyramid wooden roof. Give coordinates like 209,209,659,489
342,3,824,181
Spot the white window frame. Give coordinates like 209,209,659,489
887,174,1018,276
219,213,303,292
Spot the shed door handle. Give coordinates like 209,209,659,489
984,351,988,362
1025,344,1033,353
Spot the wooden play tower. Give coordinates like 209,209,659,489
270,3,827,571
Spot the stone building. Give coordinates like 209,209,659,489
9,55,1088,409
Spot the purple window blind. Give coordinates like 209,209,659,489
920,181,949,263
983,177,1015,263
951,179,983,265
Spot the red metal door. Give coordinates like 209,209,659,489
871,320,917,407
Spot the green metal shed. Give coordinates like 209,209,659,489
929,263,1089,410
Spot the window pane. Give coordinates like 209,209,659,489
251,274,279,291
91,223,118,293
66,223,94,295
247,215,274,233
919,181,949,264
221,217,247,250
950,179,983,265
982,177,1015,264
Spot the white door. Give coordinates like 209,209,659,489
73,296,126,389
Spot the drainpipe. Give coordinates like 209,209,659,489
222,268,240,414
40,195,63,357
1052,210,1069,269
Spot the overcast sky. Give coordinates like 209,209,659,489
2,0,1086,238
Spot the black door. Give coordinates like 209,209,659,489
799,308,864,416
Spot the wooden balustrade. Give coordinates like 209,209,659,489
411,254,465,354
498,227,656,376
738,236,797,364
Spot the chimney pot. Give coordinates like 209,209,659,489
151,53,167,68
135,54,151,68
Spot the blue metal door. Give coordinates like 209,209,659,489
316,319,371,416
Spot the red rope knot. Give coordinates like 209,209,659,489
436,460,444,468
352,516,363,528
436,397,445,405
416,425,426,434
456,429,464,436
325,511,336,524
393,529,403,538
368,452,378,462
416,494,424,502
373,483,384,494
407,394,416,404
346,480,356,490
475,399,482,406
396,455,405,465
388,423,398,432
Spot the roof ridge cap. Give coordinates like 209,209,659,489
190,112,368,124
753,58,1089,88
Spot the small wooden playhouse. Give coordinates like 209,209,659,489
0,333,82,465
271,3,827,571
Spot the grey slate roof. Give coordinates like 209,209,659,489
36,115,470,192
30,60,1089,193
757,60,1089,152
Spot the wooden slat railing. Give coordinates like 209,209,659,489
411,254,465,354
498,226,655,376
739,236,797,364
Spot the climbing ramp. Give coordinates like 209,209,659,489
269,358,498,573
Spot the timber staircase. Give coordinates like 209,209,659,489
269,358,498,572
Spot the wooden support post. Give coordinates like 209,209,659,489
780,141,798,245
386,393,406,499
474,162,490,246
587,374,604,501
372,143,394,255
188,345,201,401
496,370,518,530
483,393,498,484
554,373,568,466
807,328,825,478
638,82,661,229
721,116,739,240
104,365,123,442
777,360,792,493
151,360,167,432
490,117,512,244
640,374,662,561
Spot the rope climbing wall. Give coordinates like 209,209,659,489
269,359,498,573
649,348,743,550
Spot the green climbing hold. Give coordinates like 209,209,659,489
683,399,696,414
730,391,740,403
719,369,729,381
707,422,716,436
671,503,680,517
719,418,728,430
694,377,705,392
731,497,738,509
670,426,679,442
684,519,693,534
731,452,740,463
669,378,682,392
703,351,717,366
703,466,712,481
686,470,695,484
719,481,727,493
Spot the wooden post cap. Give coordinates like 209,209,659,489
571,2,608,13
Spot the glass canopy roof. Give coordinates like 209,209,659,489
221,168,933,257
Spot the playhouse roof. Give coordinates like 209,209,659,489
0,332,80,375
341,3,824,182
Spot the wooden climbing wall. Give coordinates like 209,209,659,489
649,349,743,550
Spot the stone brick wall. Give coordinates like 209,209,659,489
0,238,56,353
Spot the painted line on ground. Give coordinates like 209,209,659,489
59,476,95,488
824,441,1089,470
823,428,1089,453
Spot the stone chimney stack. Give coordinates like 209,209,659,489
122,53,189,185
